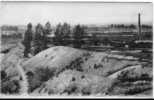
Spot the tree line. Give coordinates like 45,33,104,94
54,22,86,48
109,24,152,29
1,25,18,31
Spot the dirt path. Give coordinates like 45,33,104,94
108,64,142,79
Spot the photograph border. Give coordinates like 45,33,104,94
0,0,153,99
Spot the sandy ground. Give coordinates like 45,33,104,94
0,43,153,96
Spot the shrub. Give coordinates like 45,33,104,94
27,67,56,92
63,84,79,95
1,80,20,94
66,57,84,72
117,69,152,82
108,68,153,95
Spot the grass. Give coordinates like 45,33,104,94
1,36,152,95
108,67,152,95
117,69,152,82
27,67,56,92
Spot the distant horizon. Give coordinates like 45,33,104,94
0,22,152,27
0,2,152,26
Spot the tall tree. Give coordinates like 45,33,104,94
55,22,72,45
73,24,85,48
55,23,62,45
61,22,71,37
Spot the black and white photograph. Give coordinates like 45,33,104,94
0,0,153,98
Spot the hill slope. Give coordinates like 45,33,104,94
1,45,152,96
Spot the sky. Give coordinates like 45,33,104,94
0,2,153,26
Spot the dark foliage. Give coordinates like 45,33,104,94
27,67,56,92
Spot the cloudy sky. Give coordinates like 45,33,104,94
0,2,152,26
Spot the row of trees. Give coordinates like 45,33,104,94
141,24,152,29
54,23,86,37
41,22,153,48
1,25,18,31
110,24,152,29
54,22,86,48
110,24,137,29
2,33,22,39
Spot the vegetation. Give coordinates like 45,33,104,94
73,24,86,48
2,34,22,39
108,68,152,95
54,22,72,45
1,25,18,31
27,67,56,92
0,22,152,96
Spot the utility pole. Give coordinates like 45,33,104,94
138,13,141,40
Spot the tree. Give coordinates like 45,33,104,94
54,22,71,45
73,24,85,48
55,23,62,45
61,22,71,37
33,23,44,55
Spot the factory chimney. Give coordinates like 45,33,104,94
138,13,142,40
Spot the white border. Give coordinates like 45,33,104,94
0,0,153,2
0,0,153,99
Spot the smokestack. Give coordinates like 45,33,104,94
138,13,141,40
